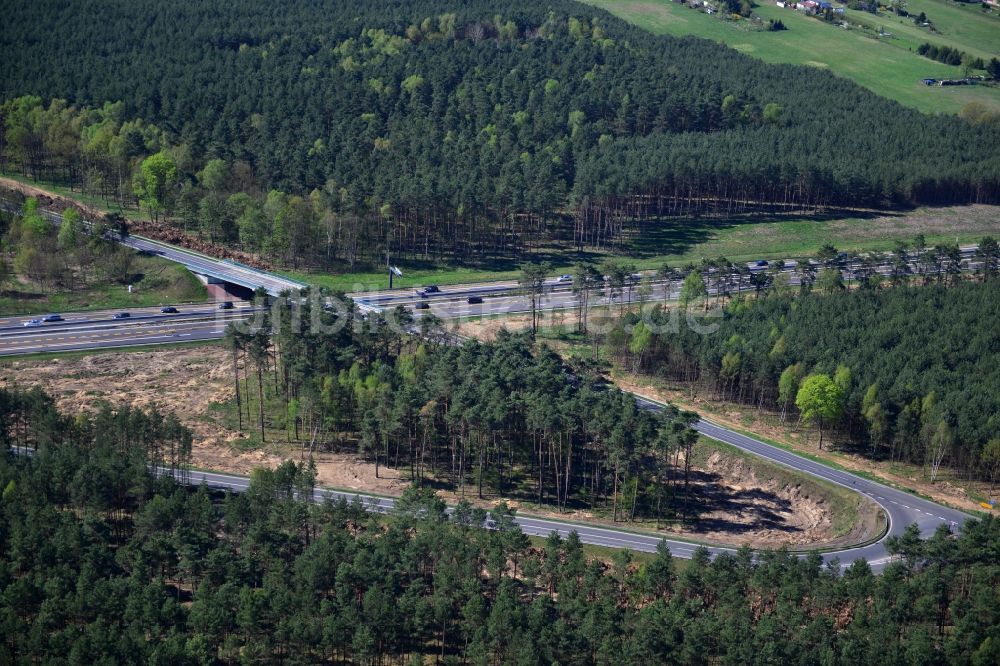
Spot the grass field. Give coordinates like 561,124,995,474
584,0,1000,114
845,0,999,63
0,252,208,316
290,204,1000,290
902,0,1000,60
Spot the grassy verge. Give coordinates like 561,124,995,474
281,266,524,293
584,0,1000,114
290,204,1000,290
0,252,208,316
526,535,667,566
0,338,222,363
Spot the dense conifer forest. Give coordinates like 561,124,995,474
2,387,1000,664
607,275,1000,485
2,0,999,267
223,296,703,523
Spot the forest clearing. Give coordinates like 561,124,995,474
0,345,879,550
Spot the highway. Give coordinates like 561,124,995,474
353,244,983,318
0,303,255,356
0,197,980,567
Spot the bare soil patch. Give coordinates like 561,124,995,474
0,347,408,494
679,448,880,550
456,314,532,341
456,308,582,342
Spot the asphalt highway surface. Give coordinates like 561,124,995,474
354,244,981,318
0,303,255,356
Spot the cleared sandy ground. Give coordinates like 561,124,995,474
0,345,879,548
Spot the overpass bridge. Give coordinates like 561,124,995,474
0,198,306,298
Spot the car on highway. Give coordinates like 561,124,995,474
112,312,131,319
160,306,179,314
422,285,440,293
42,314,64,322
415,289,429,298
23,319,42,327
414,302,430,310
467,296,484,304
753,260,768,267
218,301,234,309
557,274,573,283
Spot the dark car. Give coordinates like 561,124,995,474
160,306,179,314
112,312,130,319
467,296,483,304
423,285,441,294
42,314,64,322
218,301,235,310
414,302,430,310
754,260,769,267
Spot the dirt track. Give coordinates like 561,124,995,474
0,177,273,270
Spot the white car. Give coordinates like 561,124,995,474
23,319,42,327
557,274,573,283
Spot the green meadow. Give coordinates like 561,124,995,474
584,0,1000,114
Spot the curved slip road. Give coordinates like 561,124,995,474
185,469,715,562
692,415,971,569
187,395,975,572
